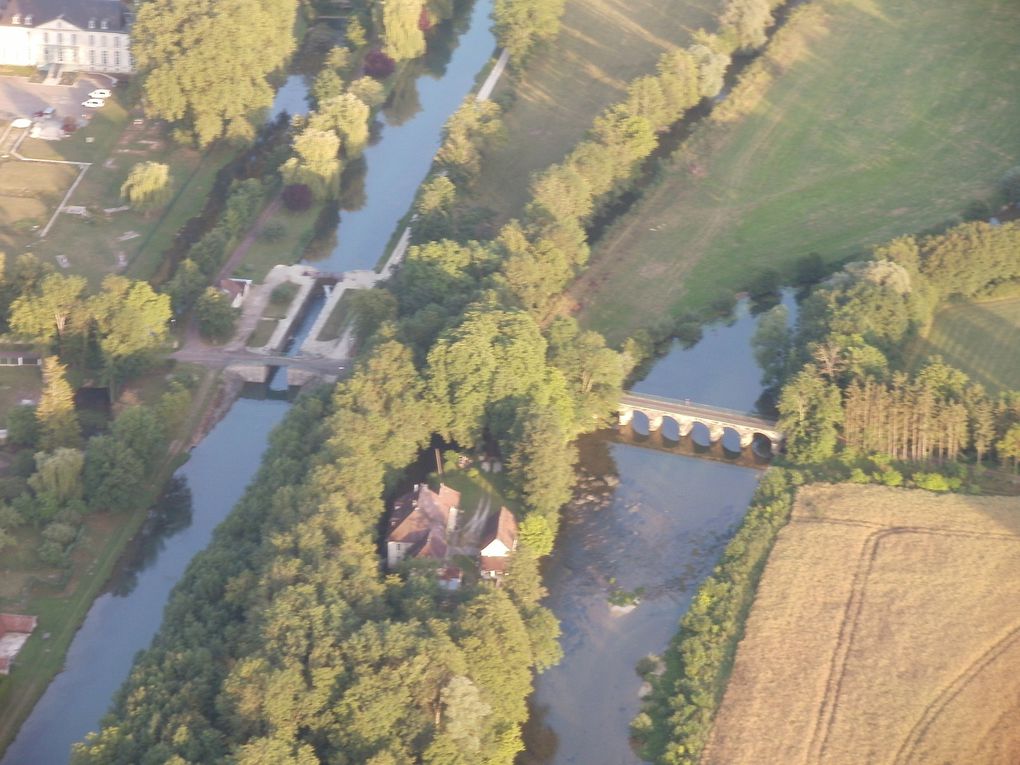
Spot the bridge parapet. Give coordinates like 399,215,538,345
618,392,784,453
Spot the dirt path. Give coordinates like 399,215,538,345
216,194,282,282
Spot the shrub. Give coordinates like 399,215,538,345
364,49,396,79
37,539,67,566
911,472,960,492
282,183,313,212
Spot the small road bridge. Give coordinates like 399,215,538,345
619,391,784,452
172,347,351,377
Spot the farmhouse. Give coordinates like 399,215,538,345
386,483,460,569
479,506,518,581
0,0,133,73
0,613,37,674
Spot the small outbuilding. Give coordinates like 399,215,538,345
479,506,518,581
0,613,38,675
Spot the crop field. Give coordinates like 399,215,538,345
703,483,1020,765
906,296,1020,394
472,0,722,220
574,0,1020,342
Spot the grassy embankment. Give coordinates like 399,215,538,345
0,364,222,757
574,0,1020,343
906,295,1020,394
1,88,235,285
473,0,723,223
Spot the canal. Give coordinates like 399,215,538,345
1,397,290,765
1,1,498,761
309,0,496,273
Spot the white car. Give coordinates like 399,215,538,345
88,89,112,99
81,99,105,108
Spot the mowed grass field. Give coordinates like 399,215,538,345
0,158,78,248
472,0,723,220
0,91,235,286
704,483,1020,765
906,296,1020,394
575,0,1020,342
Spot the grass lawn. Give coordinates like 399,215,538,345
263,282,299,320
247,318,278,348
906,296,1020,394
438,466,514,514
471,0,722,222
234,204,321,282
0,366,41,419
574,0,1020,343
315,290,353,342
3,90,236,286
0,367,221,757
0,158,79,249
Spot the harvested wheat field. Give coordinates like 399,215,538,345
703,483,1020,765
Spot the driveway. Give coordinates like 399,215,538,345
0,72,116,122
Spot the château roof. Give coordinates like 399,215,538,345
0,0,129,30
387,483,460,562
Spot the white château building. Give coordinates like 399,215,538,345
0,0,133,74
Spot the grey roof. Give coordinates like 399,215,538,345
0,0,130,30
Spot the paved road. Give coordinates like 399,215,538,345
0,72,113,121
172,346,351,376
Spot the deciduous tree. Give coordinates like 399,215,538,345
132,0,298,145
121,161,172,213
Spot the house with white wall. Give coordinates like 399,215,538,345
479,506,518,581
0,0,133,73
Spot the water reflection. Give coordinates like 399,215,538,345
105,477,193,597
632,290,798,413
267,74,310,123
311,0,496,272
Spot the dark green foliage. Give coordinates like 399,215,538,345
133,0,298,145
82,435,144,514
195,288,238,344
493,0,567,66
7,404,39,448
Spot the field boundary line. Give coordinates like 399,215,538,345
891,622,1020,765
807,523,1020,764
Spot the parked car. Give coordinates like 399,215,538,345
88,89,111,99
81,99,104,109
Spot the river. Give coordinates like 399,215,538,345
522,294,795,765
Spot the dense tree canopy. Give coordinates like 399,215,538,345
132,0,298,145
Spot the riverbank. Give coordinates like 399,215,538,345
0,364,225,758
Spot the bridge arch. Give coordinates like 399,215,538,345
617,394,784,455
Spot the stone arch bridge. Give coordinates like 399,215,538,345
619,392,784,453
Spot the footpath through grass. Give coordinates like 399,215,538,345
907,295,1020,394
575,0,1020,343
472,0,722,222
